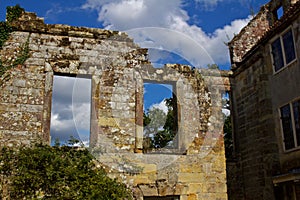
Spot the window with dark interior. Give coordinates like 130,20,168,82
271,29,296,72
280,99,300,151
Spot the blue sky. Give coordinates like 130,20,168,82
144,83,173,113
0,0,269,144
0,0,269,69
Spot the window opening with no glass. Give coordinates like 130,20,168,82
143,82,178,153
276,6,284,19
50,75,91,146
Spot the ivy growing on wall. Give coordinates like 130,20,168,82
0,5,29,77
6,4,25,24
0,22,12,49
0,36,30,77
0,4,24,49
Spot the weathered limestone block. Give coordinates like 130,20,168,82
138,184,159,196
0,10,230,199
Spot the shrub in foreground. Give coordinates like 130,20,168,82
0,143,132,200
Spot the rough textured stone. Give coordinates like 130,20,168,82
229,0,299,64
228,0,300,199
0,11,230,199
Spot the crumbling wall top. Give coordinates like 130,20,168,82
229,0,300,67
10,11,135,43
228,5,270,64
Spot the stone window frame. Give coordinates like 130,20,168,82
134,65,209,155
47,72,94,146
279,98,300,152
141,80,179,153
270,27,297,73
135,74,190,155
143,195,180,200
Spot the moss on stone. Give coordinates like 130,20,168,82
0,5,29,77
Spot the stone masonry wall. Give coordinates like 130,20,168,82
228,0,300,199
229,0,300,65
0,12,230,200
228,5,270,64
229,47,281,199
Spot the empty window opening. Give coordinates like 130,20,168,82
144,195,180,200
50,75,92,147
143,82,178,152
276,6,284,19
222,91,230,117
222,91,233,159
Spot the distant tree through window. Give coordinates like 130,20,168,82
143,82,178,152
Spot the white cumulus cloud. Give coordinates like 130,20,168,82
150,100,169,114
194,0,224,10
72,103,91,131
82,0,187,30
82,0,251,67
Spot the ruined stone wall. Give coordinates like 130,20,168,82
229,5,270,64
0,12,143,147
229,0,300,65
0,12,230,199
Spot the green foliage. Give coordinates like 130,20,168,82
143,107,166,150
152,97,177,148
143,97,177,150
0,36,29,77
224,115,233,159
207,64,220,70
12,37,30,66
0,22,12,48
0,5,24,49
0,143,132,200
6,4,24,24
143,112,151,127
222,93,233,159
0,5,28,78
0,60,8,79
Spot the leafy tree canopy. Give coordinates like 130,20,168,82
143,97,177,150
0,142,132,200
207,64,220,70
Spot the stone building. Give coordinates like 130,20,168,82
228,0,300,199
0,10,230,200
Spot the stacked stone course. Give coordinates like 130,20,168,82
228,0,300,199
0,11,230,199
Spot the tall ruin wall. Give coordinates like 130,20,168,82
0,11,230,200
